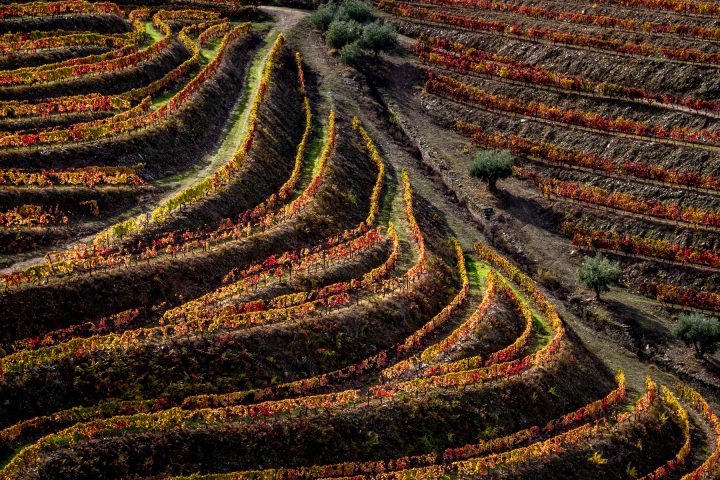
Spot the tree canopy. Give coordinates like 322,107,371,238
340,41,361,65
578,254,621,300
326,19,362,49
673,313,720,359
335,0,374,22
310,6,335,30
468,149,514,191
360,21,397,55
310,0,397,63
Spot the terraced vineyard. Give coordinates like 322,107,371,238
1,0,720,478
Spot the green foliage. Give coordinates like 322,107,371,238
359,21,396,54
468,149,514,191
315,1,396,63
310,5,336,31
417,434,435,452
153,177,212,222
111,220,133,241
673,312,720,359
479,425,500,441
578,253,621,299
326,19,361,49
335,0,374,22
340,41,361,64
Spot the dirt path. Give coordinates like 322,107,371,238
260,6,310,31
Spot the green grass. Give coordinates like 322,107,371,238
303,128,326,176
307,125,328,178
495,271,552,347
532,311,552,342
144,21,165,44
222,30,280,153
284,120,328,203
152,29,279,191
466,257,490,290
377,175,397,227
151,34,227,108
200,33,226,63
252,21,274,34
150,87,178,108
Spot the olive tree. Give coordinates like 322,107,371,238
578,254,621,300
469,149,514,191
360,21,396,55
674,313,720,359
335,0,374,22
340,41,361,65
325,19,361,49
310,5,336,30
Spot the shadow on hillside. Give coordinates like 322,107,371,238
495,186,564,232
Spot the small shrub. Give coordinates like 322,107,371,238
359,21,397,55
340,41,361,64
535,267,560,289
335,0,374,22
362,431,380,450
310,5,336,31
418,434,435,452
326,19,361,49
479,425,500,441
